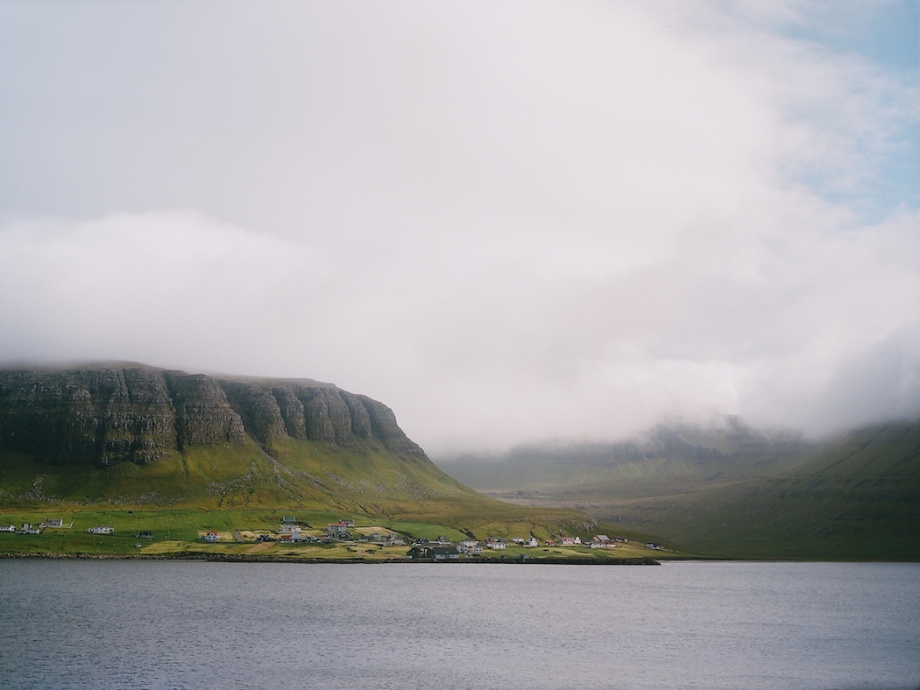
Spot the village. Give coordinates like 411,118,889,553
1,516,665,559
198,518,664,560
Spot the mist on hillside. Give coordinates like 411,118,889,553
1,2,918,455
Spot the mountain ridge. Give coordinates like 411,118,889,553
0,364,424,467
0,363,601,543
435,417,920,559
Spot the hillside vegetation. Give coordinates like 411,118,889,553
437,418,920,560
0,364,609,547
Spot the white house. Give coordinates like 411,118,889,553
524,537,539,547
41,519,63,528
458,540,483,555
86,526,114,535
202,531,220,542
0,525,16,533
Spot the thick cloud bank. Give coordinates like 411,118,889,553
1,1,917,453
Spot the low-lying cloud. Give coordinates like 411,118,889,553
1,1,917,454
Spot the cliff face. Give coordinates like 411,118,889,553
0,364,425,466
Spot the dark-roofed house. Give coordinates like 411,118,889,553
430,546,460,560
407,545,461,560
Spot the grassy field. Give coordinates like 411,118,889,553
0,435,607,542
0,508,676,561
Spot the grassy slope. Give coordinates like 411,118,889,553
438,420,920,560
0,435,619,551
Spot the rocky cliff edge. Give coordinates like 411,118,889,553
0,364,425,466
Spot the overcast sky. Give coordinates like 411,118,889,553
1,0,918,455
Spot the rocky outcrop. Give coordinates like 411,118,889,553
0,365,178,466
164,372,246,449
0,364,425,466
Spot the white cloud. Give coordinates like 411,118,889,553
0,2,917,454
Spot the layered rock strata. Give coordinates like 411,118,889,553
0,364,425,466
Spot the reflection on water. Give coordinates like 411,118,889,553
1,560,918,690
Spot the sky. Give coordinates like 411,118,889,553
1,0,918,455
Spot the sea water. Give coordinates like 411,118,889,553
1,560,918,690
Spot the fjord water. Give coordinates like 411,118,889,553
2,561,918,690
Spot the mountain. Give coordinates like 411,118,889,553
438,419,814,497
0,364,595,540
0,363,424,466
436,419,920,560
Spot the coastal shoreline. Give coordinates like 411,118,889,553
0,552,661,565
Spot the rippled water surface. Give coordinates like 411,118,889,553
1,560,918,689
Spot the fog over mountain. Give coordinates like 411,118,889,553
1,1,918,454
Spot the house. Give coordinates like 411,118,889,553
0,525,16,533
523,537,539,547
645,543,662,550
281,516,297,524
326,523,352,540
86,526,114,535
279,525,301,536
21,527,41,535
407,545,460,560
458,540,483,555
430,546,460,560
134,531,154,539
41,519,63,528
485,539,506,550
202,531,220,542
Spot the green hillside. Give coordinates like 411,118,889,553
437,419,920,560
0,364,630,552
0,438,605,543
